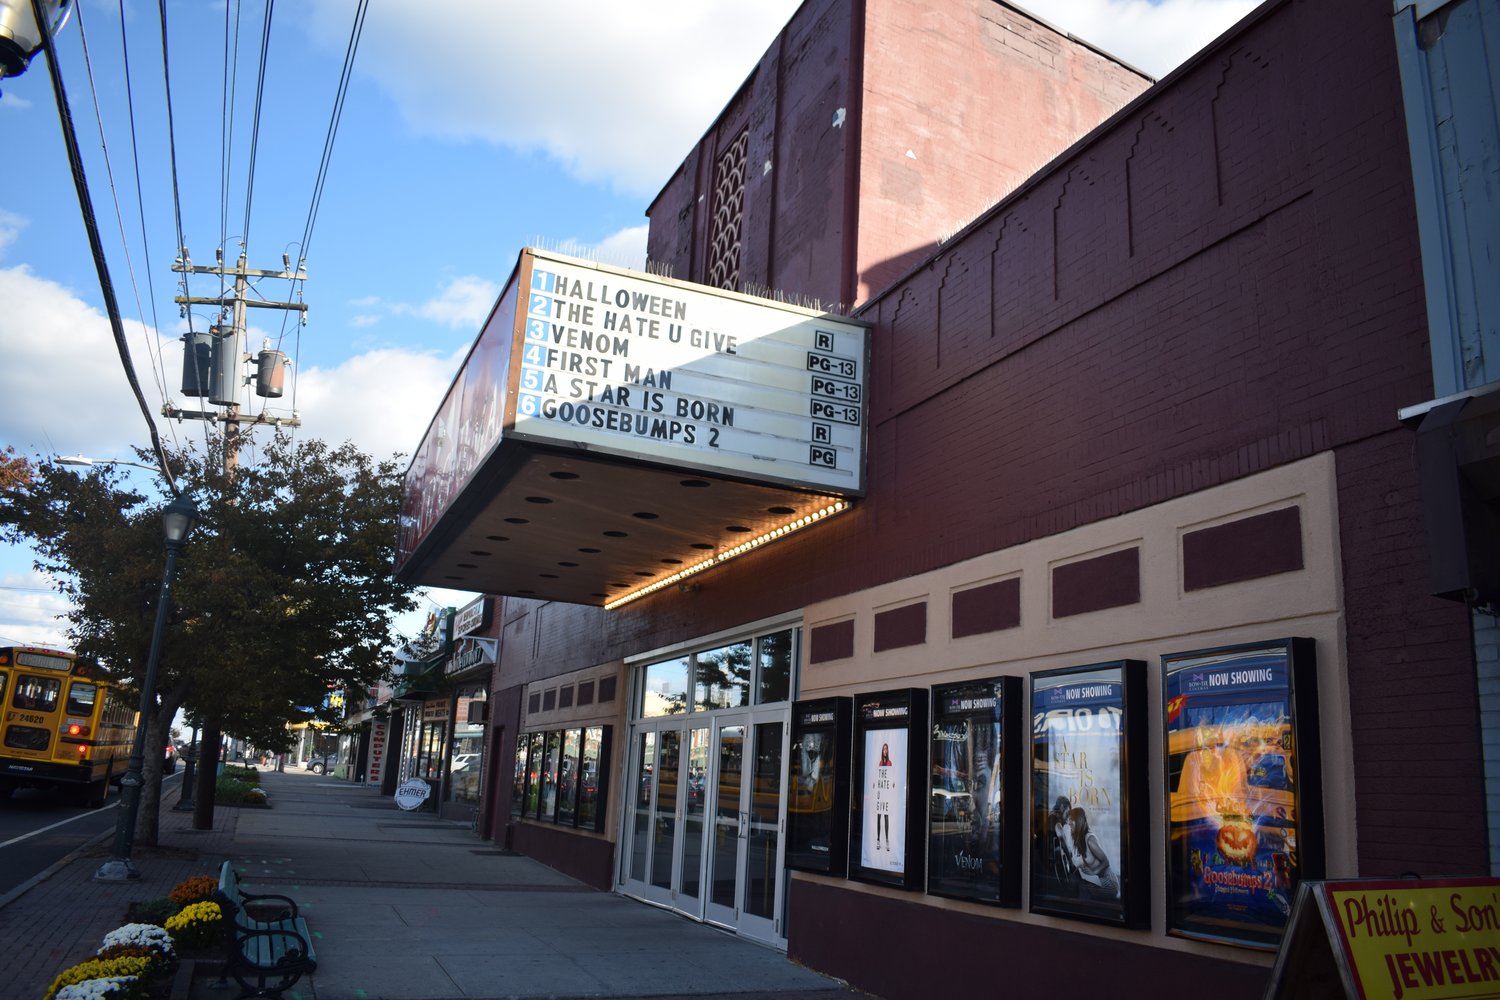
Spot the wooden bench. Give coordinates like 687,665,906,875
216,860,318,999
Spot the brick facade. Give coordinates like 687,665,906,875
483,0,1489,989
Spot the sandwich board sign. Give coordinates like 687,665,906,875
1265,877,1500,999
394,777,431,811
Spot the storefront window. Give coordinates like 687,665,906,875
417,719,447,781
756,630,794,704
540,731,561,821
511,735,528,818
447,686,488,806
641,656,689,716
524,731,544,816
578,726,605,829
557,729,581,825
695,642,751,710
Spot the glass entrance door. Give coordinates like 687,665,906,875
703,712,786,944
620,624,799,943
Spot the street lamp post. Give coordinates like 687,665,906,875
94,494,198,882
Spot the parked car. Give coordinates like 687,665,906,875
305,753,338,775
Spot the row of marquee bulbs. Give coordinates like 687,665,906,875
604,500,850,611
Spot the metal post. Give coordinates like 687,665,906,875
94,540,184,881
175,726,199,811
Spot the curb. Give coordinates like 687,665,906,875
0,775,185,911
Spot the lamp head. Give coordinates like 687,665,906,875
0,0,72,81
161,495,199,546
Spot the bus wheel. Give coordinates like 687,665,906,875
84,778,110,808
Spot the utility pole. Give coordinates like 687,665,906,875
170,249,306,462
169,248,305,830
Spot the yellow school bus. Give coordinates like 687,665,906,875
0,646,136,807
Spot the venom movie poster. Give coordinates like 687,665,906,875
928,677,1019,905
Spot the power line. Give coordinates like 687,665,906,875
30,1,178,497
240,0,275,251
155,0,215,458
70,2,173,425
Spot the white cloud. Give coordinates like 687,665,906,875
413,276,501,329
550,225,649,271
0,569,71,650
283,345,466,461
0,265,180,459
0,209,25,258
1019,0,1258,79
300,2,1250,200
303,1,804,196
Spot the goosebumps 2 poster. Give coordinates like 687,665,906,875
1164,642,1316,949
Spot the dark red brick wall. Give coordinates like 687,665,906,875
1335,432,1483,875
647,0,1151,309
789,878,1272,999
510,0,1487,885
646,0,856,306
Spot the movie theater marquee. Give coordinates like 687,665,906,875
512,249,870,495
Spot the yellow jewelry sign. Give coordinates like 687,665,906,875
1323,879,1500,999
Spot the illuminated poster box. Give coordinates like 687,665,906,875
850,689,928,890
1029,660,1149,928
928,676,1022,907
786,697,853,876
1163,637,1323,950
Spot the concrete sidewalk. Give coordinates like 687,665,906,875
0,766,863,1000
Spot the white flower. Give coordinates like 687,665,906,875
99,921,175,956
56,975,140,1000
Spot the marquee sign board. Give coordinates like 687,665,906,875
511,249,869,494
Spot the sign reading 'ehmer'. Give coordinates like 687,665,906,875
512,249,870,495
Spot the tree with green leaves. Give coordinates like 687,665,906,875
0,434,416,844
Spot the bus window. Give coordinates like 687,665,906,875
0,672,7,703
66,681,98,716
12,675,61,712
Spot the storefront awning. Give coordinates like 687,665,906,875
394,248,869,608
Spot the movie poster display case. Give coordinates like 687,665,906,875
1162,638,1322,950
1029,661,1149,928
928,676,1022,906
850,688,929,889
786,697,853,875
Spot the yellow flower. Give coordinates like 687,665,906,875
43,956,152,1000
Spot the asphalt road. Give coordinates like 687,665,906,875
0,771,182,897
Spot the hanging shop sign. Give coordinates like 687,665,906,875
928,676,1022,907
1029,660,1149,928
453,596,493,639
366,718,388,786
850,688,928,890
394,777,431,811
446,636,496,677
513,249,870,495
787,697,853,876
1163,637,1323,950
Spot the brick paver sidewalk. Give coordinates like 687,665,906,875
0,783,239,999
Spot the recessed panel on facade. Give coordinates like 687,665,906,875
510,249,870,495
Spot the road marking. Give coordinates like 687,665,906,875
0,773,180,849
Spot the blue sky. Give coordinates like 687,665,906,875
0,0,1254,650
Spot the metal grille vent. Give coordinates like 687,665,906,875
708,129,749,291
